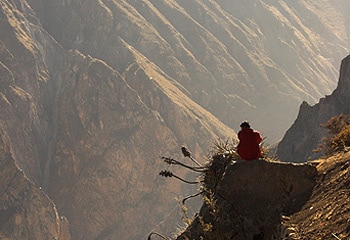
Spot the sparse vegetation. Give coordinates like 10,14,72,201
176,197,192,227
209,138,238,157
315,114,350,156
209,137,270,159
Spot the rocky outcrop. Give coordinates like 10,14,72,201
176,157,317,240
0,130,71,240
174,152,350,240
277,54,350,162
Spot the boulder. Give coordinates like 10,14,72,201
177,156,317,240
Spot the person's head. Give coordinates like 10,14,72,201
240,121,250,129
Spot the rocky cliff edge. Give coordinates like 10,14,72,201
160,151,349,240
174,157,317,240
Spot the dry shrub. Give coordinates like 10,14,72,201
316,114,350,155
328,125,350,153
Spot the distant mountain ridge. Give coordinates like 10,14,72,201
29,0,349,143
1,0,350,239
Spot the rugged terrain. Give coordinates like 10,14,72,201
175,157,318,239
0,129,72,240
277,54,350,162
284,152,350,239
170,152,350,240
0,0,350,239
0,1,235,239
26,0,350,143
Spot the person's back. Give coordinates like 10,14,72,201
237,121,262,161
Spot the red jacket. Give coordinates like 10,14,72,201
237,128,262,160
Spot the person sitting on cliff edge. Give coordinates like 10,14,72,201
237,121,263,161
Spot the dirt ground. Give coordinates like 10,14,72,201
284,152,350,240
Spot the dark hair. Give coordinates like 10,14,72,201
240,121,250,128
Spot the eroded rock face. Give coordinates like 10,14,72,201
46,50,235,240
27,0,350,143
0,1,235,239
277,55,350,162
0,131,71,240
177,157,317,240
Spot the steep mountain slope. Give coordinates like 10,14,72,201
277,54,350,162
28,0,349,143
0,1,235,239
0,130,71,240
46,50,234,239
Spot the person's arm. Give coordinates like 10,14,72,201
238,131,243,141
255,131,262,144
